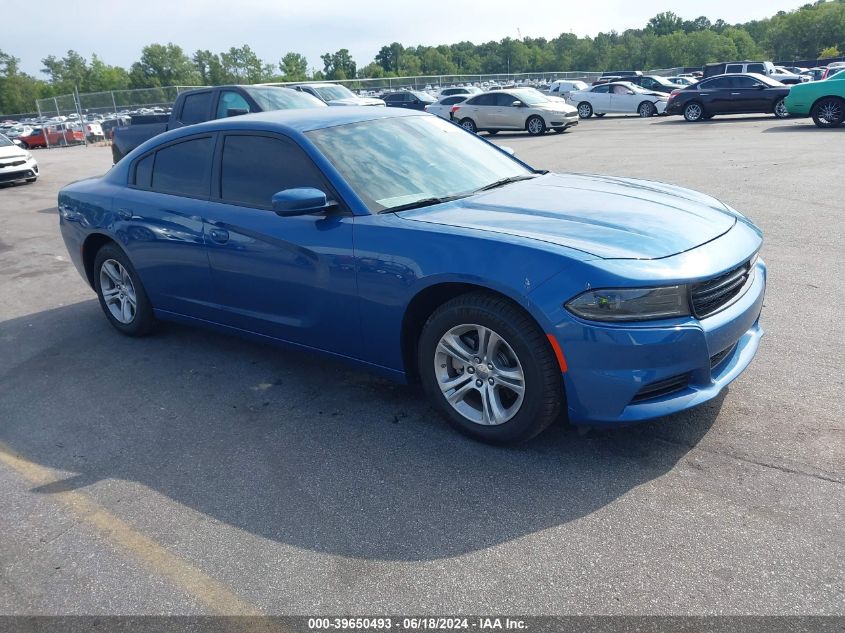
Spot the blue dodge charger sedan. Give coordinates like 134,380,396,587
58,108,766,444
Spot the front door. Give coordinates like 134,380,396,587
201,132,359,357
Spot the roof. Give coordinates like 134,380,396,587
176,106,424,137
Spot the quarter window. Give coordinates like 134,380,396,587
134,153,154,188
219,135,328,208
150,137,213,198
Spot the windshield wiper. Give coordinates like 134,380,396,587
474,174,538,192
379,193,471,214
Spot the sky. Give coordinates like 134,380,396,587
4,0,808,76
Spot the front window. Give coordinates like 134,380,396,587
312,84,356,102
245,87,325,110
306,115,531,213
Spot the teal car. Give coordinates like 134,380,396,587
785,73,845,127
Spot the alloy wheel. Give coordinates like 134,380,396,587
527,117,544,134
817,99,843,126
774,99,789,118
434,324,525,426
99,258,137,324
685,103,703,121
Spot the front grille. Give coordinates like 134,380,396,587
632,373,690,403
0,160,25,168
0,169,34,183
710,344,736,369
690,258,755,318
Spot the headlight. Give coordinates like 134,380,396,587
565,285,690,322
25,151,33,160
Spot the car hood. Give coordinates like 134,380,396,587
0,145,26,160
398,173,737,260
327,97,386,106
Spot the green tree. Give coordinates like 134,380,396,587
279,52,308,81
320,49,356,80
129,43,200,88
647,12,684,37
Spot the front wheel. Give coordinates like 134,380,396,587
486,130,499,136
594,113,606,117
93,244,156,337
577,102,593,118
773,98,789,119
459,118,477,133
526,115,546,135
683,102,704,122
638,101,655,117
552,126,566,133
418,292,563,444
811,97,844,128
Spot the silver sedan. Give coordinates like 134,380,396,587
451,89,579,136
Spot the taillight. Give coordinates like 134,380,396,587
451,105,460,113
669,89,681,97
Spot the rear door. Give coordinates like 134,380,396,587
467,93,496,127
588,85,611,111
201,132,359,355
173,90,215,129
120,135,218,321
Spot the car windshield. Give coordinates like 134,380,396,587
510,90,549,105
246,87,326,110
0,134,13,147
313,84,356,101
306,115,532,213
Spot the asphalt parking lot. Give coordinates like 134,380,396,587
1,115,843,616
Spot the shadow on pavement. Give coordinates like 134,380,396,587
0,301,724,561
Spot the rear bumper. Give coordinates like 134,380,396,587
554,258,766,425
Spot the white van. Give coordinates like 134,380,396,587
548,80,589,99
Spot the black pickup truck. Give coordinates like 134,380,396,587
111,85,325,163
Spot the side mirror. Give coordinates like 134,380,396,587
226,108,250,117
271,187,334,216
511,100,523,107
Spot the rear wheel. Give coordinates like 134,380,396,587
811,97,844,128
459,118,477,133
638,101,655,117
526,115,546,135
594,113,606,117
552,126,566,133
418,292,563,445
486,130,499,136
773,98,789,119
683,102,704,122
93,244,156,337
577,102,593,118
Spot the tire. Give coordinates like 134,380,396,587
552,126,566,133
25,177,37,184
683,102,705,122
638,101,655,118
459,118,477,133
773,98,789,119
703,114,715,120
811,97,844,128
418,292,563,445
594,113,606,117
93,243,156,337
19,141,29,149
577,102,593,118
486,130,499,136
526,115,546,136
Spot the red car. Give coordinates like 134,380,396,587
18,124,84,149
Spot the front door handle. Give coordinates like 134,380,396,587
208,228,229,244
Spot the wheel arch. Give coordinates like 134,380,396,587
810,94,844,111
81,232,125,288
399,281,554,384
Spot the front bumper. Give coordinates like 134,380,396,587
0,157,38,183
552,258,766,425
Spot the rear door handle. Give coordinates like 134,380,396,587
208,228,229,244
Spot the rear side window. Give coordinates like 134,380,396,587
219,135,328,208
732,76,760,89
134,153,154,188
469,94,496,106
179,92,212,125
592,85,610,93
441,96,464,105
747,64,765,74
151,137,213,198
702,77,731,89
725,64,743,73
